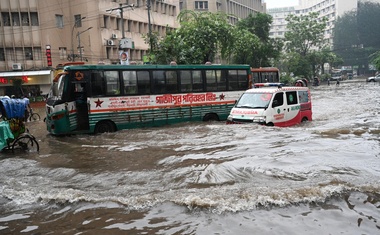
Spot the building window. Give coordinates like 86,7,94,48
117,18,121,30
30,12,39,26
15,47,23,61
25,47,33,60
6,48,14,60
56,14,64,28
74,14,82,27
11,12,20,26
103,15,109,28
21,12,29,26
59,47,67,60
0,48,5,61
33,47,41,60
2,12,11,26
195,1,208,10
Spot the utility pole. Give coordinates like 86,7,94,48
71,16,86,61
147,0,153,52
77,27,93,61
106,2,134,40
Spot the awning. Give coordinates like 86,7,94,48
0,70,52,77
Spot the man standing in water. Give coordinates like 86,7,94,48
22,95,31,122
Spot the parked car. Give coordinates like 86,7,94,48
330,74,342,81
367,74,380,82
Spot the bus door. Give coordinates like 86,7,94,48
73,80,89,131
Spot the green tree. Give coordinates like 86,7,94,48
147,10,235,64
236,13,282,67
370,51,380,70
333,1,380,74
284,12,328,78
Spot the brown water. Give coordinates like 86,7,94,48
0,82,379,234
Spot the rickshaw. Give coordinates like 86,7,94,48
0,97,39,153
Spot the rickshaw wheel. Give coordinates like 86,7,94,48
12,134,39,153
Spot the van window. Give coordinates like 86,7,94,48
286,91,298,105
298,91,309,103
272,92,284,107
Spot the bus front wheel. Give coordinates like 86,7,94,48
95,121,116,134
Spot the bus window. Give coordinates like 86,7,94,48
180,70,192,92
228,70,247,90
192,70,203,91
216,70,226,91
104,71,120,95
237,70,248,89
91,71,105,96
206,70,217,91
286,91,298,105
137,71,150,94
153,70,165,94
165,70,178,93
123,71,137,95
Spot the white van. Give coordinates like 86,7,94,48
226,83,312,127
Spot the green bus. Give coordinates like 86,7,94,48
45,63,252,135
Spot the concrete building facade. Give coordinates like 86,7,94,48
268,0,380,44
0,0,266,96
180,0,265,24
0,0,179,95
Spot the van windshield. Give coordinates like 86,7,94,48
235,92,273,109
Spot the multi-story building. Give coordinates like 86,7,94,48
180,0,266,24
0,0,179,95
0,0,266,96
268,0,380,44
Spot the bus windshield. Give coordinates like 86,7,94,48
251,67,280,84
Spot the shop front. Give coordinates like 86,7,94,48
0,70,53,100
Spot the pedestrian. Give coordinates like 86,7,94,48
336,79,340,86
327,78,330,86
22,95,31,122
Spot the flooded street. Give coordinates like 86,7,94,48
0,82,380,234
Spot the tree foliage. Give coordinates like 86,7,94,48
235,13,282,67
145,11,234,64
333,1,380,73
144,11,281,67
285,12,327,56
282,12,329,78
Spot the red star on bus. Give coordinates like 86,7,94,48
219,93,225,100
94,98,103,107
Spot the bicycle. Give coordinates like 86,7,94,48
0,97,39,153
28,108,41,122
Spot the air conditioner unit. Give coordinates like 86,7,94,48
12,63,22,71
107,40,114,46
111,33,117,39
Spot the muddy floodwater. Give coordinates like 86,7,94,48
0,82,379,234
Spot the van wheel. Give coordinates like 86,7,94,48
95,121,116,134
301,117,308,122
266,122,274,126
203,113,219,122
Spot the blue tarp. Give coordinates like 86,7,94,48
0,97,26,119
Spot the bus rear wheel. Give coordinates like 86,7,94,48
202,113,219,122
95,121,116,134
